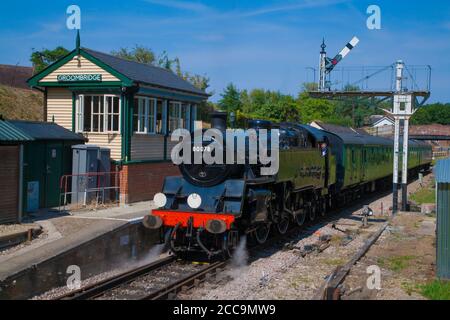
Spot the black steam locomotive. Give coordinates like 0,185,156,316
143,112,431,259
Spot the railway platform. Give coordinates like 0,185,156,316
0,201,157,299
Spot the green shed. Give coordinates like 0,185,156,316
6,121,86,213
0,121,33,223
435,157,450,280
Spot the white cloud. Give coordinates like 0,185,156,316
142,0,350,22
143,0,212,13
235,0,350,18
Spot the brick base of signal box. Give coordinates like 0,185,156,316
117,162,180,204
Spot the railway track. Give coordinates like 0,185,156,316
54,182,400,301
56,255,227,300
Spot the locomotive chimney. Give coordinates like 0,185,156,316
210,111,227,132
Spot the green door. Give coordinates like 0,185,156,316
23,142,46,211
45,143,63,208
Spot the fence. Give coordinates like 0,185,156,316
434,151,450,160
305,64,431,93
59,171,120,211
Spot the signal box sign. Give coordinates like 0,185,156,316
57,74,102,82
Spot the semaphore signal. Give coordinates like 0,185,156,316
318,36,360,91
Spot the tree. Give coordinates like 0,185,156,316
31,46,70,73
297,83,337,124
411,103,450,125
197,101,217,122
240,89,299,122
332,85,379,127
297,83,381,127
172,57,211,92
218,83,242,113
111,45,156,64
111,46,211,93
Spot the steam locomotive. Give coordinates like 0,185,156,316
143,112,432,259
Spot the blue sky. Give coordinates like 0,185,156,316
1,0,449,102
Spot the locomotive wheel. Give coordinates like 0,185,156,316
320,198,326,217
276,215,289,235
254,224,270,244
295,209,306,226
309,203,317,221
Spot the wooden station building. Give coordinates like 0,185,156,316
27,33,209,203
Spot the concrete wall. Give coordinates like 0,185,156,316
0,221,159,300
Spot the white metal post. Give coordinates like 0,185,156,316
396,61,404,92
402,117,410,211
392,117,400,213
391,60,404,214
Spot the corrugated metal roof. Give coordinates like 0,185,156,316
0,120,33,142
83,48,208,97
435,157,450,183
436,182,450,279
7,120,86,141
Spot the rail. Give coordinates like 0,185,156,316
54,255,227,301
56,256,176,300
144,261,227,300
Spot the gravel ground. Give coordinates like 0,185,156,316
183,215,379,300
341,176,436,300
31,251,170,300
96,261,202,300
182,175,432,300
31,267,130,300
0,223,44,256
31,175,434,301
0,223,40,237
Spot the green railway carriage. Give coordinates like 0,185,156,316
404,140,433,169
336,134,394,189
329,132,432,193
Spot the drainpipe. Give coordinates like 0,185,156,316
29,86,47,121
43,88,47,122
18,144,24,222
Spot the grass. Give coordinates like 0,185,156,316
401,281,419,296
414,220,423,229
419,280,450,300
378,255,416,272
289,274,313,289
410,186,435,205
0,85,43,121
322,257,346,266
